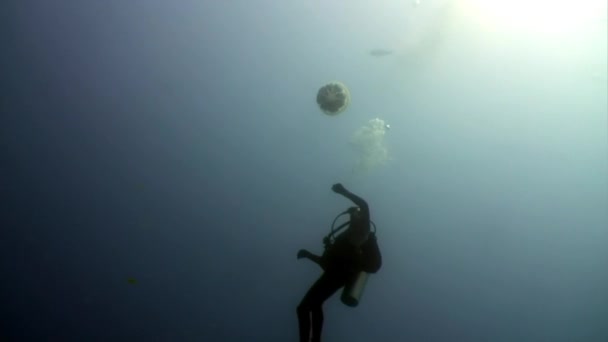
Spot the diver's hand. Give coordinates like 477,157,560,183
297,249,311,260
331,183,347,194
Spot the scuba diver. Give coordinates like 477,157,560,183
296,183,382,342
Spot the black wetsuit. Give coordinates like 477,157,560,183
297,189,382,342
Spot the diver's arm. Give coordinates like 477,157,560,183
332,183,369,217
339,189,368,210
297,249,322,266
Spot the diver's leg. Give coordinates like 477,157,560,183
297,306,312,342
297,272,346,342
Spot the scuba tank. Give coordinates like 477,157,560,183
341,271,370,307
323,209,378,308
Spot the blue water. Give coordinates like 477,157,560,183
1,1,607,341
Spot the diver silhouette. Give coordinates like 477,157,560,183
297,183,382,342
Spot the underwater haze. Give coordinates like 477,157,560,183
1,0,607,341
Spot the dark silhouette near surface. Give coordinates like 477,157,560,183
297,183,382,342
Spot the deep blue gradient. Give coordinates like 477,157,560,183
2,1,607,341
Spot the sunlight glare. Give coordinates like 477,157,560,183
463,0,606,36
